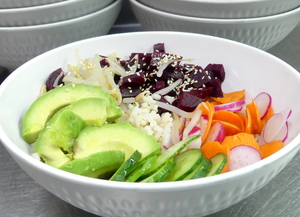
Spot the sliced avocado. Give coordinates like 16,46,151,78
62,97,108,127
73,122,162,162
34,109,86,168
22,83,122,144
59,150,125,178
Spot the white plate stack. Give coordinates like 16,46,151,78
0,0,123,71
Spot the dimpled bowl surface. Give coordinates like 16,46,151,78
0,0,65,8
1,31,300,217
138,0,300,19
130,0,300,51
0,0,122,71
0,0,115,27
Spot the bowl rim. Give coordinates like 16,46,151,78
0,0,113,12
1,31,300,190
139,0,293,4
0,0,120,31
131,0,300,22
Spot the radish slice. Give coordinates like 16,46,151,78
260,108,292,144
254,92,272,119
229,145,262,171
272,121,289,143
179,126,202,149
205,121,225,143
199,115,208,140
214,100,245,112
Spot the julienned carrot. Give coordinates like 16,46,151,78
211,89,245,104
246,99,263,135
199,101,215,142
213,110,245,132
211,120,242,136
201,141,229,173
260,140,284,159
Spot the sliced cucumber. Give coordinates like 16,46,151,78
140,160,176,183
206,153,227,177
164,149,203,181
126,155,158,182
109,150,142,181
139,135,199,180
184,157,212,180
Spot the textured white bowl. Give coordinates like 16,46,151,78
0,0,65,8
138,0,300,19
0,0,122,71
0,0,115,27
1,31,300,217
130,0,300,51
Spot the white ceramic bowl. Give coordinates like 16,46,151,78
138,0,300,19
130,0,300,51
0,0,65,8
1,31,300,217
0,0,122,71
0,0,115,27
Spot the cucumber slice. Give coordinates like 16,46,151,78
140,160,176,183
139,135,199,180
109,150,142,181
164,149,203,181
206,153,227,177
183,157,212,180
126,155,158,182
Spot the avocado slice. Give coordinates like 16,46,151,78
34,109,86,168
22,83,122,144
59,150,125,178
73,122,162,162
63,97,108,127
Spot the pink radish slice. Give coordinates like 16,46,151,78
199,115,208,140
205,121,225,143
254,92,272,119
229,145,262,171
260,108,292,144
214,100,245,112
272,121,289,143
179,126,202,149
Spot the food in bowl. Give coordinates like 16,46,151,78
21,43,291,182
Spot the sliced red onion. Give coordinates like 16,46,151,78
254,92,272,119
204,121,225,143
229,145,262,171
214,100,245,112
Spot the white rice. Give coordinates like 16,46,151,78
119,92,174,150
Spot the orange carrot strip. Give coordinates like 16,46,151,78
211,89,245,104
260,140,284,159
211,120,242,136
235,112,247,132
199,101,215,142
246,99,263,134
213,110,244,131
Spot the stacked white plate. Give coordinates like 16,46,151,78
0,0,123,71
130,0,300,51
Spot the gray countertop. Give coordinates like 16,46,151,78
1,2,300,216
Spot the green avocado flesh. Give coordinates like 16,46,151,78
22,84,121,144
34,109,86,168
59,150,125,178
73,122,162,161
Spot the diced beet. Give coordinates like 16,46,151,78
205,78,223,97
155,80,166,90
204,63,225,82
161,66,184,81
128,53,152,72
122,72,145,86
153,43,165,52
173,92,203,112
45,68,64,91
119,84,142,98
188,87,214,99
